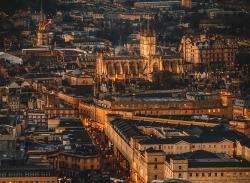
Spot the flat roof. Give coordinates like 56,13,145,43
109,97,188,103
109,118,246,145
58,118,83,128
135,115,229,124
167,150,250,168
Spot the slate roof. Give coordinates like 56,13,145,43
166,150,250,168
109,118,245,145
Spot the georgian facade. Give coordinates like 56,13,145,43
0,167,57,183
79,95,232,124
179,35,239,68
48,151,100,177
104,118,250,183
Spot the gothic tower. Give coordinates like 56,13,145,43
37,0,52,46
140,26,156,58
37,0,45,46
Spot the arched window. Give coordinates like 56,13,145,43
153,62,159,72
107,63,113,75
130,63,138,75
138,62,144,74
115,63,121,74
123,63,129,75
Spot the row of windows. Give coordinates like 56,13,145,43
61,156,97,163
58,161,95,169
48,110,76,114
192,144,231,149
143,143,231,152
138,108,222,115
199,52,234,56
186,48,236,53
199,58,233,62
190,172,224,177
0,171,51,177
28,115,46,119
189,172,250,177
176,146,188,150
32,120,47,123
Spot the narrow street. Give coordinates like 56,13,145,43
87,123,131,182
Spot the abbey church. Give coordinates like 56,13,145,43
96,27,163,81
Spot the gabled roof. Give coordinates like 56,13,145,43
8,81,20,89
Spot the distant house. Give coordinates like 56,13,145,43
0,52,23,65
63,70,94,86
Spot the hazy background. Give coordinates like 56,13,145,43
0,0,58,15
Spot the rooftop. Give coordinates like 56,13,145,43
60,127,98,156
112,119,145,143
110,118,246,145
135,115,230,125
58,118,83,128
27,118,99,157
108,96,188,103
167,150,250,168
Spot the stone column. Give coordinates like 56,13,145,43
111,62,115,75
119,63,123,75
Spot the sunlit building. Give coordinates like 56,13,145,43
179,35,239,68
233,97,250,120
63,70,94,86
96,28,163,81
104,117,250,182
79,90,233,124
0,151,57,183
181,0,192,9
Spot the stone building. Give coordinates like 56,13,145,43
104,117,250,183
8,95,20,112
165,150,250,183
63,70,94,86
179,35,239,68
96,28,163,81
181,0,192,9
27,118,101,177
0,150,57,183
233,97,250,120
79,91,233,124
47,126,100,177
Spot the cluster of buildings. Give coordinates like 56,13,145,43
104,116,250,182
0,0,250,182
179,35,239,68
96,28,163,81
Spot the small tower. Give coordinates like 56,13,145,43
140,21,156,58
37,0,45,46
37,0,52,46
181,0,192,9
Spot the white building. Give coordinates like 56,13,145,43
0,52,23,65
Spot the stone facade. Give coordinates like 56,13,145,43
96,28,163,81
179,35,238,67
181,0,192,9
104,118,250,183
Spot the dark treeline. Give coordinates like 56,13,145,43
0,0,59,15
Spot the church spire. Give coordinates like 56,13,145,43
40,0,44,22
